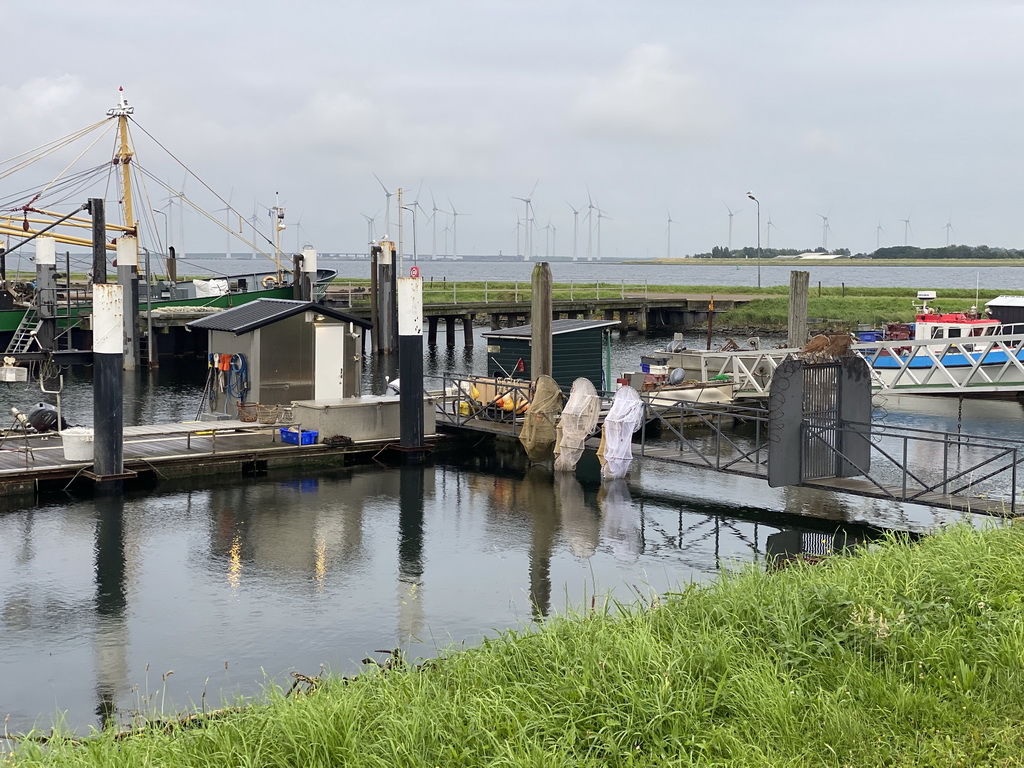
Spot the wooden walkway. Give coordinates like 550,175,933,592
0,420,418,497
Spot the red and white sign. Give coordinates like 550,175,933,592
409,266,420,278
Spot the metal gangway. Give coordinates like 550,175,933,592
680,330,1024,397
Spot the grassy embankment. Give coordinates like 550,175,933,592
335,279,1000,330
10,523,1024,767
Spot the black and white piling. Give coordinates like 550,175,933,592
92,283,124,484
116,235,139,370
398,275,424,454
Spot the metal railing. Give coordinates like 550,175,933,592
802,419,1023,515
639,400,770,473
327,280,650,306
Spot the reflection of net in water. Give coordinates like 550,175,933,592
599,387,646,479
599,478,642,561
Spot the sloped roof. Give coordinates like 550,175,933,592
187,299,371,335
483,318,618,340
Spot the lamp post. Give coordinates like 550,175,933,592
747,191,761,289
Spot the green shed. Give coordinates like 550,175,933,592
482,319,618,390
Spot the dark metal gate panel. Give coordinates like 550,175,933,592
768,358,803,487
769,356,871,487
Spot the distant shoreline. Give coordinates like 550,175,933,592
634,258,1024,267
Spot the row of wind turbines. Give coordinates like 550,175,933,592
364,177,613,262
718,200,958,254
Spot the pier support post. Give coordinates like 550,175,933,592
93,283,125,487
89,198,107,286
427,316,439,346
34,237,58,354
116,236,139,371
787,270,810,348
462,315,474,347
398,277,425,457
530,262,553,380
445,317,456,347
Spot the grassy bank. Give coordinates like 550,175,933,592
330,279,997,329
10,523,1024,766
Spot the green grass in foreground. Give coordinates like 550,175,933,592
10,524,1024,767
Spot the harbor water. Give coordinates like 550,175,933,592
1,260,1022,737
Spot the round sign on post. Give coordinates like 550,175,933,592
410,266,420,278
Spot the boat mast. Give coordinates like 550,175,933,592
106,87,136,235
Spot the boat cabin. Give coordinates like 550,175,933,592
907,291,998,342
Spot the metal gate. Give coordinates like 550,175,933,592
768,356,872,487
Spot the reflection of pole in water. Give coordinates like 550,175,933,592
525,467,557,620
94,493,129,728
397,466,425,645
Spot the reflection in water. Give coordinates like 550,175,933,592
524,466,557,619
93,493,129,728
599,479,643,561
0,458,886,736
765,528,868,566
556,474,599,558
398,467,426,645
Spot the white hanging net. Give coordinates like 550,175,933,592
554,377,602,472
597,386,646,480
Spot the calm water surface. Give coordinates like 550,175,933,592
1,263,1021,736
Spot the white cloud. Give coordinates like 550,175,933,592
570,44,728,143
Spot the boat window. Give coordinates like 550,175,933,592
948,328,961,338
931,327,945,339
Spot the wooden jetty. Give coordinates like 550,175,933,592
0,420,438,499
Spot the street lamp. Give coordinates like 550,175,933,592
746,191,761,289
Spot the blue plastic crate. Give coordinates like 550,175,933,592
280,428,318,446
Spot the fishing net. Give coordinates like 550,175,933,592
554,377,602,472
518,375,563,463
597,385,646,480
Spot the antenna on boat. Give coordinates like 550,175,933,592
107,87,136,234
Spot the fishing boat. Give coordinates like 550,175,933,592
857,291,1024,390
0,88,335,356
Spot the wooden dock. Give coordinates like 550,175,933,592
0,421,435,499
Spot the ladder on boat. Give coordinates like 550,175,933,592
5,307,41,354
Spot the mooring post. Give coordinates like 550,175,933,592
116,235,139,370
787,271,810,348
93,283,125,486
89,198,107,285
531,262,553,380
398,276,424,458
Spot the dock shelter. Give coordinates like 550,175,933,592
482,319,619,390
188,299,371,416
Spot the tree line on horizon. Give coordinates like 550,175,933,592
690,245,1024,259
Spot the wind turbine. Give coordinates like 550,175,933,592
766,214,776,250
512,181,538,262
724,203,738,250
512,218,523,260
360,211,378,246
212,187,234,259
567,201,580,262
449,198,469,260
818,213,831,251
595,204,611,261
585,188,596,262
875,221,884,251
945,217,955,247
666,211,674,259
430,190,440,260
373,173,393,238
901,215,912,246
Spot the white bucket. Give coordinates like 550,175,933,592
61,427,94,462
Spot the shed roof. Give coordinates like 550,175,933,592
483,318,618,340
187,299,372,335
985,295,1024,307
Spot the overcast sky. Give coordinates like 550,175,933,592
4,1,1024,261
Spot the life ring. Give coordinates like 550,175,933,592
262,275,278,289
